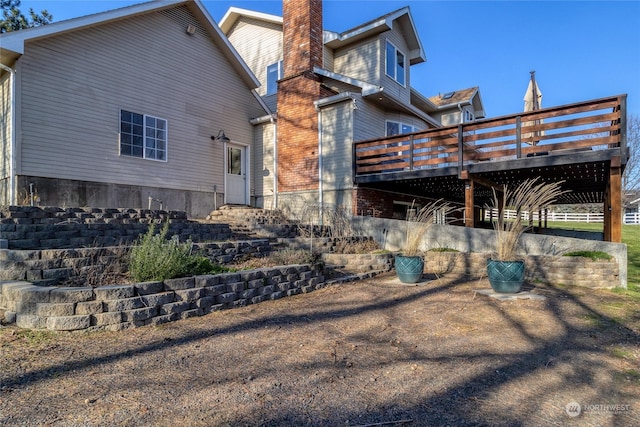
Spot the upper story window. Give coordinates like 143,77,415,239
385,41,405,86
266,60,283,96
464,110,474,122
386,121,416,136
120,110,167,161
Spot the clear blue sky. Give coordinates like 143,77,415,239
17,0,640,117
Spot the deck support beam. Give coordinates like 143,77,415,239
464,179,475,228
604,156,622,242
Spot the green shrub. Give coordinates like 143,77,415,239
129,222,225,282
428,247,459,252
563,250,612,261
188,255,229,276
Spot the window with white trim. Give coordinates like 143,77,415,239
120,110,167,161
266,60,283,95
385,41,405,86
464,109,474,122
386,121,416,136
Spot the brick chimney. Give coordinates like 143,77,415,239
277,0,334,193
282,0,323,76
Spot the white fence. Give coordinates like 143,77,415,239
484,210,640,225
625,212,640,224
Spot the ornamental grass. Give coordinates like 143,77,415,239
491,177,568,261
402,199,453,257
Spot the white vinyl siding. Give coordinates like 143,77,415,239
226,16,282,98
323,44,334,70
252,121,275,202
353,97,387,141
320,102,353,191
333,38,379,83
0,72,10,181
17,6,265,192
263,94,277,114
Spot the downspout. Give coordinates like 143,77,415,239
0,63,16,205
317,106,323,225
272,115,278,209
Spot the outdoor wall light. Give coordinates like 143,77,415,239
211,130,230,143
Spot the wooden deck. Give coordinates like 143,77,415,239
353,95,628,241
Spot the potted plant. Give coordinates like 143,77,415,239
488,178,567,293
395,199,452,283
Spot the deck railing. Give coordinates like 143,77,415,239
354,94,627,176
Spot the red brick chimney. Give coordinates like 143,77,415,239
282,0,323,76
277,0,334,193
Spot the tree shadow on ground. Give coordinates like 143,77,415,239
2,274,638,426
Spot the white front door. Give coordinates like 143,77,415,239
225,144,247,205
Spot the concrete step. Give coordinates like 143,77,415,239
203,206,299,240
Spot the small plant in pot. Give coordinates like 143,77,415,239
488,177,568,293
396,199,452,283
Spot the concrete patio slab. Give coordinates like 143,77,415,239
474,288,547,301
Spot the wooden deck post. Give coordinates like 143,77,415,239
604,184,611,241
608,156,622,242
465,179,474,228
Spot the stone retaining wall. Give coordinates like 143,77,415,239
0,206,232,250
423,252,619,288
0,240,273,286
322,253,393,274
0,264,333,332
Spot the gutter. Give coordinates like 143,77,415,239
0,63,16,205
314,91,355,108
313,67,383,97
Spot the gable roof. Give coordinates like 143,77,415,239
0,0,260,89
324,7,426,65
218,7,282,34
217,5,425,66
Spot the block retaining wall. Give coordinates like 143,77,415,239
322,253,394,274
0,264,358,332
0,240,273,286
423,252,619,288
0,206,232,250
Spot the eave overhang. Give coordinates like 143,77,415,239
0,0,260,89
323,6,426,64
219,6,282,35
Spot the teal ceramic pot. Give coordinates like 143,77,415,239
487,259,525,293
395,255,425,284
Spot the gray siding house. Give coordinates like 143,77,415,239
1,0,486,219
220,3,485,215
0,0,268,217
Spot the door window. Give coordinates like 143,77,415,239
228,146,242,175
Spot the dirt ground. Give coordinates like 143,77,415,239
1,272,639,427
